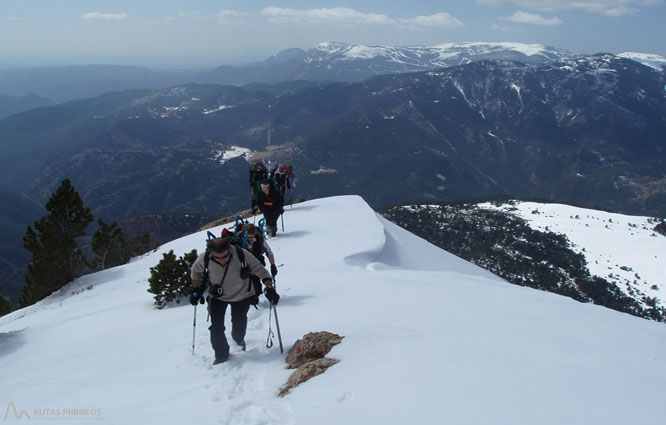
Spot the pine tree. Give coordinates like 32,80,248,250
125,231,151,259
91,219,127,270
148,249,198,309
19,179,94,306
91,220,152,270
0,293,11,317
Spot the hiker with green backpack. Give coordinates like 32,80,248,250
241,223,279,277
190,238,280,365
249,162,268,213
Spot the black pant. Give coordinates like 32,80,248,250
261,206,282,228
208,297,251,360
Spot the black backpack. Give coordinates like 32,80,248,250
249,163,268,187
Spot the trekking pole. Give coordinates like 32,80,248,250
192,278,208,355
266,304,275,349
281,213,285,233
272,304,284,354
265,277,283,353
192,304,198,355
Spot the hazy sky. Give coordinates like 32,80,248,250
1,0,665,68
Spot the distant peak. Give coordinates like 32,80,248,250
314,41,351,52
618,52,666,70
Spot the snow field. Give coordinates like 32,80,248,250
1,196,665,425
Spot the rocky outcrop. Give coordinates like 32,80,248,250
279,331,343,396
198,209,254,232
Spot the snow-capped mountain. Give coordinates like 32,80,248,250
1,196,665,425
308,40,576,66
618,52,666,71
200,41,578,85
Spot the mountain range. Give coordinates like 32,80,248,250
0,93,54,120
197,41,578,86
2,53,663,217
1,42,665,306
3,41,663,104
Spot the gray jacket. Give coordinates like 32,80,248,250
191,246,271,302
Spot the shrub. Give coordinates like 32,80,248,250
147,249,198,309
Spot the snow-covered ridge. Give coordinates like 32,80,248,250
2,196,665,425
618,52,666,70
431,41,553,57
311,40,576,65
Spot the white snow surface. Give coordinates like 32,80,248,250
618,52,666,70
433,41,549,57
212,146,252,164
1,196,665,425
479,201,666,309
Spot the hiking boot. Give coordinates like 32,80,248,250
212,355,229,365
237,340,246,351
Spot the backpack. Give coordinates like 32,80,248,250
246,228,267,266
249,163,268,187
212,215,249,248
275,164,292,176
271,164,294,196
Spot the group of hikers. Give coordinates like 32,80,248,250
249,162,294,238
189,162,294,365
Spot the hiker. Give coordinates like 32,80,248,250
190,238,280,365
255,179,284,237
241,223,278,277
270,164,294,197
249,162,268,212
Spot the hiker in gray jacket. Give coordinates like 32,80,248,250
190,238,280,365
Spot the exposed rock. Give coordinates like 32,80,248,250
279,331,344,397
654,222,666,236
285,331,343,369
198,209,254,231
278,358,340,397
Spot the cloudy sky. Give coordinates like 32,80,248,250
1,0,665,68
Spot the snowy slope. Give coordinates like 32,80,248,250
479,201,666,311
1,196,665,425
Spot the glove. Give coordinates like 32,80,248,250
270,264,278,277
264,287,280,305
190,291,205,305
